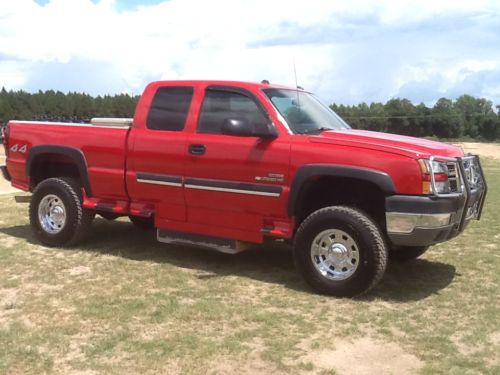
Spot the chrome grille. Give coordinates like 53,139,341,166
446,162,459,193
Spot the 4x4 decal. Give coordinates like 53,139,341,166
10,144,28,153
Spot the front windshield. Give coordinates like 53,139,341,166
263,88,351,134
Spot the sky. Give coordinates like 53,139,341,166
1,0,500,106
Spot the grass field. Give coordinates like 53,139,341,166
0,158,499,374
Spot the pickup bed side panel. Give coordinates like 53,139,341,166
7,122,129,200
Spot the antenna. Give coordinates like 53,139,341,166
293,58,301,107
293,58,299,89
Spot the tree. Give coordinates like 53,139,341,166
432,98,464,138
384,98,417,136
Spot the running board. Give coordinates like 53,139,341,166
157,229,252,254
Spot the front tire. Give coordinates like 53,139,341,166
293,206,388,297
29,178,94,247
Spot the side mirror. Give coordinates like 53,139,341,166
221,118,278,138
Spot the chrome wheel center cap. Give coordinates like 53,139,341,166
51,206,64,223
329,243,348,260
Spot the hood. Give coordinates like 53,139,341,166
310,129,463,159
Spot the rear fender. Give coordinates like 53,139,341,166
26,145,92,196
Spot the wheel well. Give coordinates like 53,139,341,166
294,176,386,228
30,153,81,190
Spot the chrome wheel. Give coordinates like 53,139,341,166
38,194,67,234
310,229,360,281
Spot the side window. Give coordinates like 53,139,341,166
147,86,194,131
198,90,268,134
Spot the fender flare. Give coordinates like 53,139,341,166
26,145,93,196
288,164,396,216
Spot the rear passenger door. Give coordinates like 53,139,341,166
184,86,290,241
126,85,194,224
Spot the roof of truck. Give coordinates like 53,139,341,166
146,80,302,91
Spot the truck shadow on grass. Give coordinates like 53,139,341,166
1,219,456,302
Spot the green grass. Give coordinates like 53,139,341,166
0,159,499,374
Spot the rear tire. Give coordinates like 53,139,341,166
390,246,429,261
29,178,94,247
293,206,388,297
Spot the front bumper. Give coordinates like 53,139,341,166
1,165,11,181
386,155,487,247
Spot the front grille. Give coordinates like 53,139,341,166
446,162,459,192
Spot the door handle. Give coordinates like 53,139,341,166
188,144,206,155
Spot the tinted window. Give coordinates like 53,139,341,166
198,89,268,134
147,86,194,131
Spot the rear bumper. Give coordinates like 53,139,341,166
1,165,11,181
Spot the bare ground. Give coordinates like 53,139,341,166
454,142,500,160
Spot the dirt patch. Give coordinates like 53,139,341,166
455,142,500,160
0,288,18,310
301,337,423,374
1,236,19,248
489,331,500,346
63,266,92,277
209,358,285,375
207,337,285,375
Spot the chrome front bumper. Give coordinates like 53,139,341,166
386,212,452,234
385,154,487,247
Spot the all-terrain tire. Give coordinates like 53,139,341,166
293,206,388,297
29,177,94,247
389,246,429,261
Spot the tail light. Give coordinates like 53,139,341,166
418,158,451,194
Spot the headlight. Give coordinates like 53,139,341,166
418,159,451,194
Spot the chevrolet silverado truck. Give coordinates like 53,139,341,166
0,80,487,297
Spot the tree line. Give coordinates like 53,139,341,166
0,88,139,124
331,96,500,140
1,88,499,140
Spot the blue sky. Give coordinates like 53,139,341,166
2,0,500,106
33,0,164,11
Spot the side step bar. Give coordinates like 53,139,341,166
157,229,252,254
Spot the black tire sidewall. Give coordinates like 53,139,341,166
294,207,386,297
29,178,82,246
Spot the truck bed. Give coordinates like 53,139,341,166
6,120,131,200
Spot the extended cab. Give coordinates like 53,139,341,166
1,80,487,296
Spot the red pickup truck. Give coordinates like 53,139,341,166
1,80,487,296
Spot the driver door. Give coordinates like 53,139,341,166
184,86,290,242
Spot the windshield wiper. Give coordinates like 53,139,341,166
299,127,333,135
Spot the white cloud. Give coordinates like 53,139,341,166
0,0,499,104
